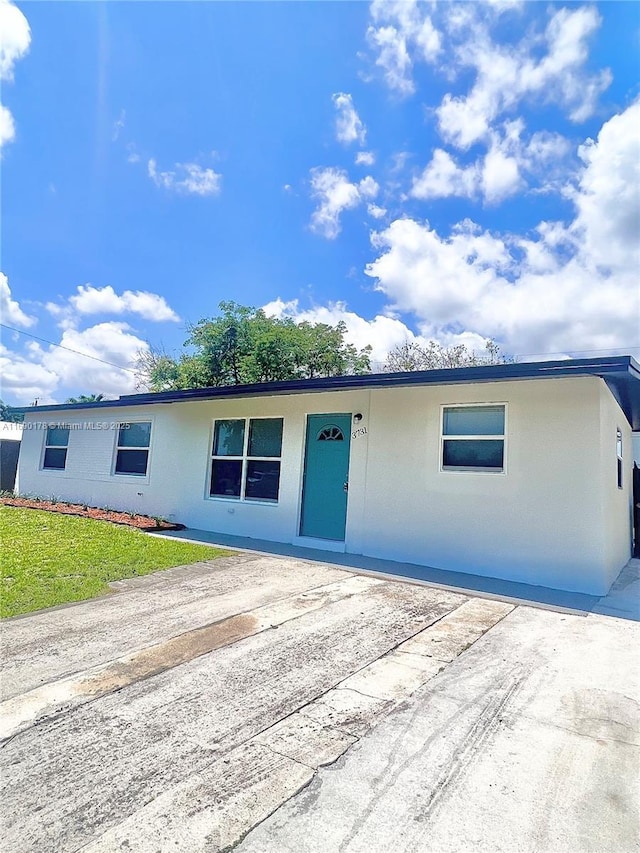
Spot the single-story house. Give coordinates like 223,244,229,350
0,421,23,492
15,356,640,596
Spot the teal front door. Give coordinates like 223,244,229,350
300,413,352,540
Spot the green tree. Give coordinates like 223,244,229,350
135,302,372,392
0,400,25,422
65,394,106,404
383,339,513,372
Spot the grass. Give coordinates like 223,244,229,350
0,507,232,618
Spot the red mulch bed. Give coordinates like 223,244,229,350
0,497,184,531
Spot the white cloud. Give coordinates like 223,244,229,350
0,272,36,327
365,102,640,356
481,145,522,204
367,0,441,96
411,149,479,200
263,297,421,366
358,175,380,199
0,320,147,405
148,159,222,196
570,101,640,272
0,0,30,80
366,4,610,157
309,168,379,239
412,123,571,204
355,151,375,167
0,343,59,405
65,284,180,323
367,203,387,219
0,102,15,147
0,321,149,404
333,93,366,145
524,130,571,169
367,24,414,96
0,0,30,151
436,6,610,149
40,323,146,398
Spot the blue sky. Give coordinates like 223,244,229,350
1,0,639,404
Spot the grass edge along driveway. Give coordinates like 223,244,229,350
0,507,231,618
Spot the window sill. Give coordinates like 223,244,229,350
206,495,279,507
112,473,151,484
441,467,506,474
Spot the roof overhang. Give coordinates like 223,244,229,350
17,355,640,430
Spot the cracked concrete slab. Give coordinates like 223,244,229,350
396,597,514,661
82,740,314,853
254,713,358,768
297,687,394,738
0,555,356,700
0,574,382,740
237,606,640,853
0,564,467,853
4,552,635,853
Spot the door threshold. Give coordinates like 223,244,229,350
293,536,346,553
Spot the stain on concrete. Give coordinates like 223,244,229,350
80,614,259,699
559,688,640,746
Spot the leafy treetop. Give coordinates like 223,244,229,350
135,302,372,392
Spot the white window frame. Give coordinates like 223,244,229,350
208,416,283,504
616,427,623,489
41,423,71,471
440,403,507,475
112,419,153,478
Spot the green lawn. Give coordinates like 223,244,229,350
0,507,231,618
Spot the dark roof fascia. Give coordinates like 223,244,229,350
16,355,640,427
602,356,640,430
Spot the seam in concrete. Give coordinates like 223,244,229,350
319,601,470,698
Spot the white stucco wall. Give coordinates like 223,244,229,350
356,377,633,595
16,375,633,595
16,390,371,545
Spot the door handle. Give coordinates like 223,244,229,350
343,481,349,493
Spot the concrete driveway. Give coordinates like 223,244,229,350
1,552,638,852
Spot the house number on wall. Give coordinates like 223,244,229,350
352,426,368,439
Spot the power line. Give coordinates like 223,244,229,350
0,323,138,375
